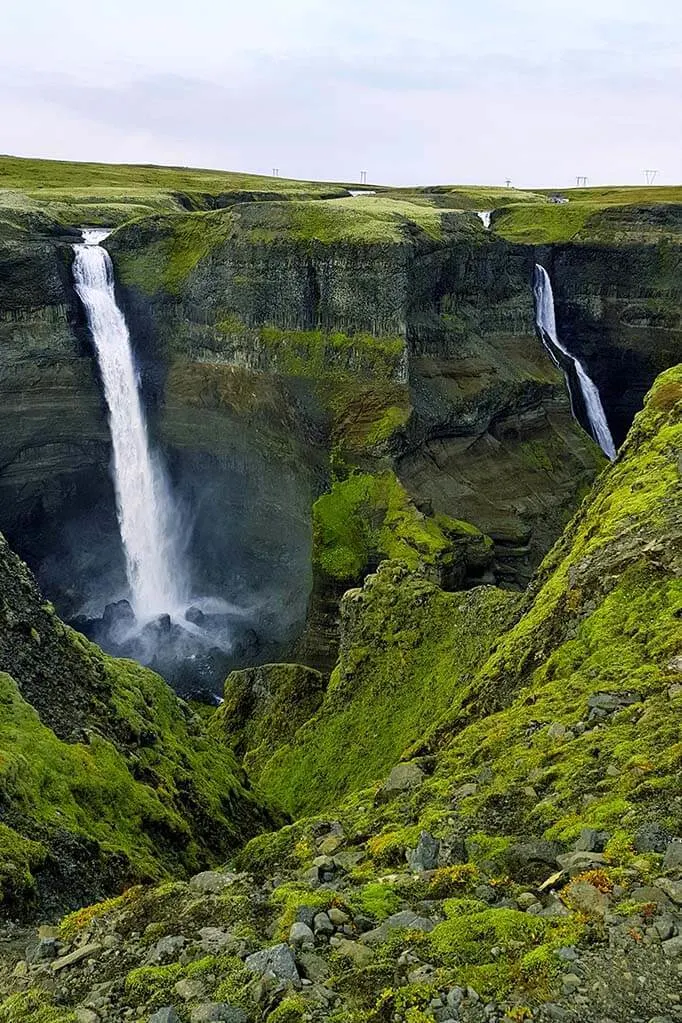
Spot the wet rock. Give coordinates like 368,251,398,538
185,605,206,626
102,599,135,629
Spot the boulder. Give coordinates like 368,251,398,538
663,840,682,870
190,1006,248,1023
189,871,238,894
288,922,315,948
245,943,299,984
149,1010,181,1023
147,935,186,965
407,831,440,872
378,762,425,799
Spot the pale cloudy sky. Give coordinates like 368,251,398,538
2,0,681,187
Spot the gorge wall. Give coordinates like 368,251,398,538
1,200,681,683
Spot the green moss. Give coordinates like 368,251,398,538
265,997,308,1022
256,566,518,816
312,471,489,583
0,823,46,911
124,963,183,1009
0,638,268,902
352,882,402,920
0,992,76,1023
269,882,341,937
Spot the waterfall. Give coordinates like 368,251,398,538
73,229,186,620
533,264,617,461
477,211,492,229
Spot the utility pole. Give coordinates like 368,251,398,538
360,170,367,185
272,167,279,177
644,169,658,185
576,175,588,187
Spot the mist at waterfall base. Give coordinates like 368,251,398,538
71,230,261,699
533,264,617,462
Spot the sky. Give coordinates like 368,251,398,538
2,0,681,187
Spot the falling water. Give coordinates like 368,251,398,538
533,264,617,461
73,229,186,619
477,211,492,229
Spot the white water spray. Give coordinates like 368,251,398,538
533,264,617,461
73,229,186,620
476,211,492,229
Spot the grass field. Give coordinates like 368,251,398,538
1,154,681,241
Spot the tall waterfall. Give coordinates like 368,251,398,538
533,264,617,461
73,229,186,620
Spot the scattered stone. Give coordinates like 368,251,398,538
574,828,609,852
566,880,609,919
633,824,671,854
328,907,350,926
313,912,334,937
189,871,238,894
547,721,568,739
668,655,682,673
453,782,478,801
51,943,101,971
516,891,540,910
556,851,607,875
663,840,682,871
656,878,682,904
378,761,425,798
662,937,682,958
75,1010,99,1023
359,910,435,946
297,951,330,983
245,943,299,984
149,1010,181,1023
318,834,344,856
175,977,207,1001
199,928,236,954
27,937,60,962
190,1005,248,1023
407,831,440,872
146,935,186,965
289,922,315,948
329,937,374,967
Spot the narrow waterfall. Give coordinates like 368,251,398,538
73,229,186,620
533,264,617,461
477,211,492,229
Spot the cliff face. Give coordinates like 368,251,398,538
0,199,680,680
545,238,682,445
0,223,124,618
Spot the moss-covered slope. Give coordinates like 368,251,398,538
1,367,679,1023
0,533,271,918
